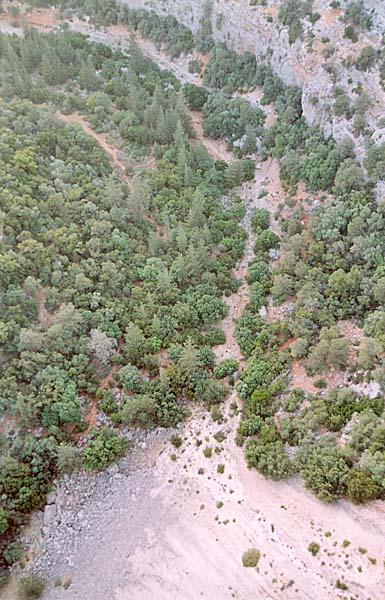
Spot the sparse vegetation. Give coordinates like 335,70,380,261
17,573,45,600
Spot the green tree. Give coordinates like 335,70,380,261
346,468,380,503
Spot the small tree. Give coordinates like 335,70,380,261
56,444,82,475
345,468,380,504
88,329,117,365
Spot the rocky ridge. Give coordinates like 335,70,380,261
126,0,385,161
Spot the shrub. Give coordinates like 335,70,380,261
214,358,239,379
119,363,143,392
251,208,270,231
242,548,261,567
83,427,129,471
297,437,350,503
345,468,380,504
213,430,226,443
120,395,158,428
355,46,376,72
211,405,223,422
3,542,22,566
188,59,202,74
183,84,209,110
245,438,293,480
170,434,183,448
217,463,225,474
56,444,82,475
314,378,327,389
203,446,213,458
308,542,320,556
17,573,45,600
335,579,348,591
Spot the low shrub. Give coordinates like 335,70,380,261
242,548,261,567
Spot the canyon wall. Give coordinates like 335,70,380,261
125,0,385,157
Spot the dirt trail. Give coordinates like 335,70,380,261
191,111,234,163
56,112,129,182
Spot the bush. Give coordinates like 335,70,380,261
297,437,350,503
345,468,380,504
120,395,158,428
242,548,261,567
17,573,45,600
183,84,209,110
245,438,293,480
308,541,320,556
56,444,82,475
170,434,183,448
251,208,270,231
214,358,239,379
355,46,376,72
203,45,258,92
83,427,129,471
203,446,213,458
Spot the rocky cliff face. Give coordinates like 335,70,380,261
125,0,385,157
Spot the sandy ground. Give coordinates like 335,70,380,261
115,399,385,600
10,393,384,600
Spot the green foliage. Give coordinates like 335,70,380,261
203,446,213,458
251,208,270,232
120,395,158,428
83,427,129,471
203,45,259,92
183,84,208,110
355,46,376,72
0,510,9,536
56,444,82,475
123,9,194,58
345,468,380,504
119,364,143,392
170,434,183,448
297,436,350,503
343,1,372,31
245,437,293,480
278,0,314,44
203,91,265,153
214,358,239,379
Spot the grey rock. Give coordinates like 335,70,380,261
259,305,267,319
43,504,57,527
46,491,57,505
107,464,119,475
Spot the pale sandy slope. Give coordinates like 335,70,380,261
113,392,385,600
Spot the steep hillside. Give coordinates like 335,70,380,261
0,2,385,599
127,1,385,172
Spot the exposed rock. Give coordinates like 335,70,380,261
46,491,57,505
43,504,57,527
259,305,268,319
126,0,385,165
